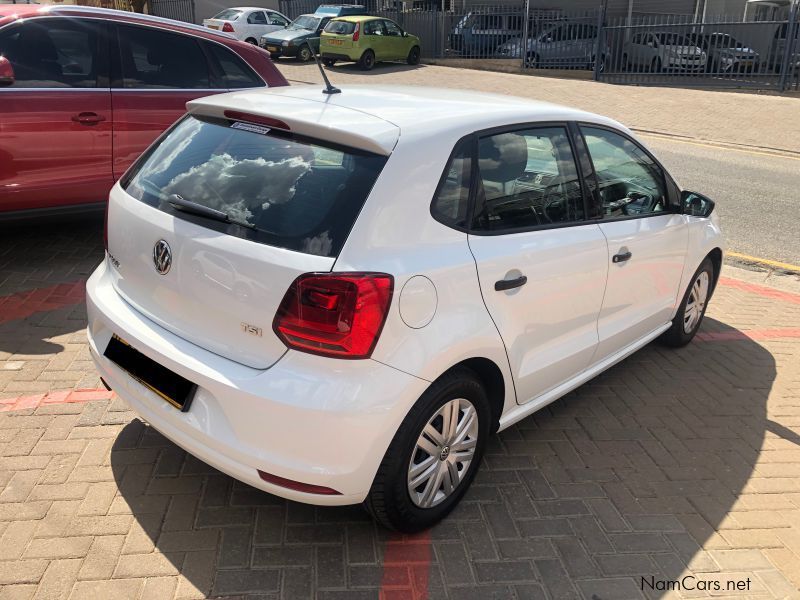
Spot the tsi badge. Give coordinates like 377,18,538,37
153,240,172,275
241,323,263,337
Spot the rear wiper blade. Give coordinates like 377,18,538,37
166,194,255,229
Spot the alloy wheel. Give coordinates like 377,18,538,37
407,398,479,509
683,271,710,334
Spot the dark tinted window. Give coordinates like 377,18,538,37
324,20,356,34
581,126,666,218
205,42,263,88
123,116,388,257
0,19,100,88
472,127,585,232
364,20,385,35
248,11,268,24
383,20,403,36
117,24,210,89
269,13,290,26
431,142,472,229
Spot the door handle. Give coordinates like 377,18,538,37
613,251,632,263
495,275,527,291
71,112,106,125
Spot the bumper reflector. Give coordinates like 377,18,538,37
257,470,342,495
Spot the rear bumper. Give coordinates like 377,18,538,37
86,258,428,505
321,51,359,61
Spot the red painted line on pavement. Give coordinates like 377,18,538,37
696,327,800,342
718,277,800,305
0,279,87,325
0,388,113,412
379,531,432,600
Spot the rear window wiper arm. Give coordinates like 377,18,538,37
166,194,255,229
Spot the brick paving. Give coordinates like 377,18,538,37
275,62,800,156
2,219,800,599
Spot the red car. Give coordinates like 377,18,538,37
0,6,288,217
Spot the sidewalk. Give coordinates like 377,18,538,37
1,216,800,598
276,62,800,156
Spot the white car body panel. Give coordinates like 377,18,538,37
468,224,608,404
87,85,724,507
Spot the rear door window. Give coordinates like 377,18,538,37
117,24,210,89
122,116,388,257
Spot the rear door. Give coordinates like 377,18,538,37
467,125,608,405
576,125,688,363
110,23,222,179
0,17,112,212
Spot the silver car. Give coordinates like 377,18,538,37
623,31,707,72
495,22,606,70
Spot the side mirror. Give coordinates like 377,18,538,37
0,56,14,87
682,191,715,218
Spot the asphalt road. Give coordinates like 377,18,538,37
641,134,800,266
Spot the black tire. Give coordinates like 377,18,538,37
407,45,421,65
358,49,375,70
245,37,258,45
525,52,539,69
364,367,491,533
297,44,313,62
659,257,715,348
322,58,336,67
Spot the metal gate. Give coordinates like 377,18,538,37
148,0,195,24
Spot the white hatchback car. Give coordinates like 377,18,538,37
203,7,290,45
87,86,723,532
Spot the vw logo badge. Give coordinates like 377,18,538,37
153,240,172,275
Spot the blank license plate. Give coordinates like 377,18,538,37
104,335,196,411
267,46,279,52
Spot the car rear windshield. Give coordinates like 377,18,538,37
212,9,242,20
324,20,356,35
122,115,388,258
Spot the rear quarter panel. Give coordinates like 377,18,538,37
333,129,517,416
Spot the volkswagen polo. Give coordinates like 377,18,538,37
87,85,723,532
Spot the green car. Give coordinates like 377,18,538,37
259,14,332,62
320,16,421,70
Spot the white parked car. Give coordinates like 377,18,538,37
203,7,290,45
87,86,723,532
623,31,707,72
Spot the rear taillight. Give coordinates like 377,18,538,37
273,273,393,359
258,470,341,495
352,22,360,42
222,22,234,32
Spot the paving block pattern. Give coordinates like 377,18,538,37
1,217,800,599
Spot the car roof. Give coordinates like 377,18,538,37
331,14,383,22
187,85,625,156
0,6,236,40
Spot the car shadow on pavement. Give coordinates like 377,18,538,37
109,316,776,598
0,215,104,357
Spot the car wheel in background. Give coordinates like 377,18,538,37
359,49,376,70
322,58,337,67
245,37,258,45
407,45,421,65
652,56,662,72
659,257,715,347
589,54,605,72
525,52,539,68
297,44,314,62
364,367,490,532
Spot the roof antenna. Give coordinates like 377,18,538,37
311,45,341,95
